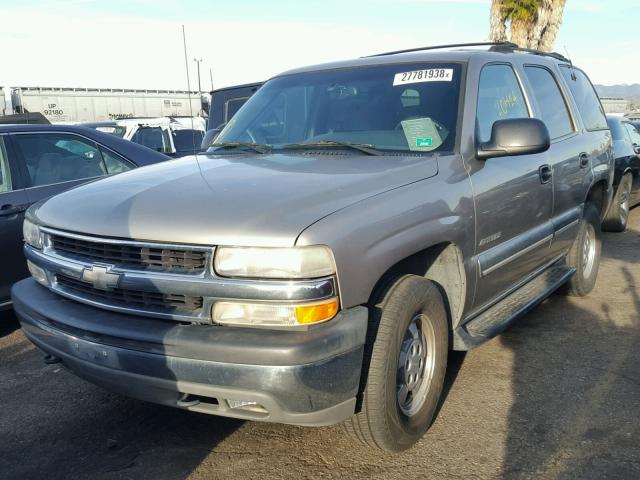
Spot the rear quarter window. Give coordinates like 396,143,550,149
559,66,608,131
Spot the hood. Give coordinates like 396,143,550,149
31,152,439,246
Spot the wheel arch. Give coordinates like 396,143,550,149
367,242,467,330
586,178,610,219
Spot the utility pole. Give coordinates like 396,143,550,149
193,57,203,96
209,68,214,92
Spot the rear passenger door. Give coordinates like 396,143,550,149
558,66,612,218
521,64,586,257
470,63,553,311
0,135,29,304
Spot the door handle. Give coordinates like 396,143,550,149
0,204,27,217
539,164,552,184
579,152,589,169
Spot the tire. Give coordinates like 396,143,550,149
602,174,633,232
563,203,602,296
343,275,449,452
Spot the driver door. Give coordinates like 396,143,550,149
469,63,553,313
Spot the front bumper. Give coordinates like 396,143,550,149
12,278,368,426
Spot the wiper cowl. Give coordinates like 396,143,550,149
282,140,381,156
209,142,272,154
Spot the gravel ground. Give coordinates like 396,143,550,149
1,210,639,480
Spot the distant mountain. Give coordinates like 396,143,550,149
595,84,640,99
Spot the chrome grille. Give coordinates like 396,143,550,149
56,274,204,313
49,233,207,272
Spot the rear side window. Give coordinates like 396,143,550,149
131,127,170,153
559,66,607,131
0,138,12,193
476,64,529,143
523,66,573,139
12,133,106,187
225,97,249,122
173,129,205,154
99,147,134,174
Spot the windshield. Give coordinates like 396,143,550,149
212,63,462,154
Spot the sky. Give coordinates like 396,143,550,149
1,0,638,91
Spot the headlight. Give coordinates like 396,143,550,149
23,219,43,249
214,246,336,279
212,297,339,327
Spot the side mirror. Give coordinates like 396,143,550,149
477,118,550,160
633,143,640,155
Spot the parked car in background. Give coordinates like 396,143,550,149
603,115,640,231
0,124,169,309
13,43,612,452
201,82,262,149
84,117,206,157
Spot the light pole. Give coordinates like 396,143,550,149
193,58,203,97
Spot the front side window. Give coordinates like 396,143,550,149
559,66,607,131
0,138,12,193
476,64,529,143
214,63,463,154
12,133,106,187
524,66,574,139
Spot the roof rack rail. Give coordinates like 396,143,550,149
364,42,516,58
488,43,571,63
364,41,571,63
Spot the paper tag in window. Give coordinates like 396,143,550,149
401,118,443,152
393,68,453,86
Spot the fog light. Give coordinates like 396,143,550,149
27,260,48,287
212,298,339,328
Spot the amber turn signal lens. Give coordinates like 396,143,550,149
295,298,339,324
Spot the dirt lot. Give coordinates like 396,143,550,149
1,210,639,480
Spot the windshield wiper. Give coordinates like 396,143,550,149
209,142,272,154
282,140,382,156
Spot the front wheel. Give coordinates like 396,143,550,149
344,275,448,452
563,203,602,296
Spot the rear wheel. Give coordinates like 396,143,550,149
603,174,632,232
564,203,601,296
344,275,448,452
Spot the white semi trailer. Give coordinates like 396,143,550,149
0,86,207,123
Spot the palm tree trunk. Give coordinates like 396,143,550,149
537,0,567,51
489,0,507,42
510,17,531,48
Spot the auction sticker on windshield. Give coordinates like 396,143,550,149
393,69,453,86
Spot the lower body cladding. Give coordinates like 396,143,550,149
12,278,368,426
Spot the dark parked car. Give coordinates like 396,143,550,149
603,115,640,231
201,82,262,149
13,43,613,451
0,124,169,309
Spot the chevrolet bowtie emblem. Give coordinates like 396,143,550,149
81,265,121,290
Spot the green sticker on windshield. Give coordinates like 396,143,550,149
416,138,433,147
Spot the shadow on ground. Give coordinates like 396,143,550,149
499,224,640,479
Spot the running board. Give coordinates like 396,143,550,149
453,263,575,350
